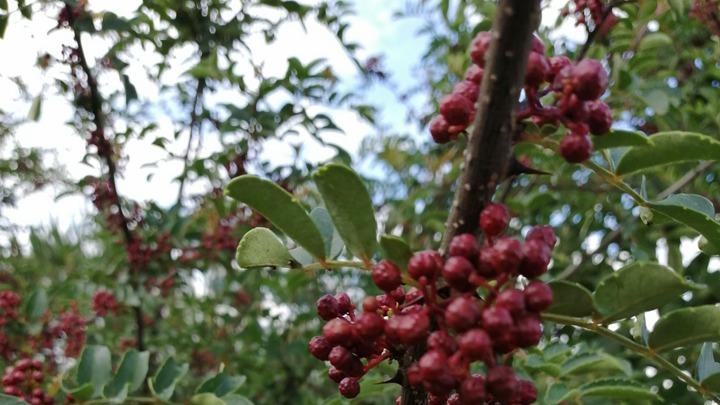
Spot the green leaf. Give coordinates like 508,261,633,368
615,132,720,175
122,74,138,106
27,95,42,121
701,372,720,394
310,207,343,259
561,353,631,376
593,130,651,150
0,14,7,39
578,378,661,401
545,384,576,404
101,12,131,31
0,394,30,405
148,357,189,401
191,393,225,405
76,345,113,398
594,261,691,322
649,305,720,351
17,0,30,18
221,395,254,405
104,350,149,399
312,164,377,262
0,0,7,11
235,228,292,268
23,288,47,320
700,236,720,256
196,371,246,397
638,32,673,52
648,194,720,253
379,234,412,270
225,175,325,260
546,281,595,317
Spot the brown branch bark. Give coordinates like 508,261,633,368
67,6,145,351
438,0,542,254
400,2,542,403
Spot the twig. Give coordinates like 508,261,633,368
657,161,715,200
576,0,634,60
176,77,207,206
556,160,715,280
555,228,621,280
438,0,542,253
67,5,145,351
543,313,720,403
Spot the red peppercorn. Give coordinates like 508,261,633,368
426,330,458,356
338,377,360,398
470,31,492,66
308,336,332,360
460,374,487,403
439,93,475,126
465,64,484,84
316,294,340,320
571,59,608,100
586,100,613,135
385,309,430,345
355,312,385,339
524,281,553,312
526,225,557,248
479,203,510,237
430,115,452,144
495,288,526,317
560,132,593,163
445,296,481,332
519,239,552,278
408,250,443,281
457,328,493,362
486,366,519,402
453,80,480,103
372,260,402,292
448,233,479,260
442,256,475,292
323,318,355,345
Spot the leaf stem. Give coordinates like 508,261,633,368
542,313,720,402
84,396,159,404
302,260,369,271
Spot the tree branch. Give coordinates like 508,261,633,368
657,161,715,200
67,6,145,351
439,0,542,253
176,76,207,206
400,1,542,403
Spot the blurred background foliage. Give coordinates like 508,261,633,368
0,0,719,404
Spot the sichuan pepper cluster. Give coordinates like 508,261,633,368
429,30,612,164
308,203,556,404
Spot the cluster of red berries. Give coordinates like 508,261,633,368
92,290,119,317
565,0,606,27
0,291,22,360
0,291,21,327
691,0,720,37
308,203,556,403
56,1,85,28
2,359,54,405
429,30,612,164
50,303,87,357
